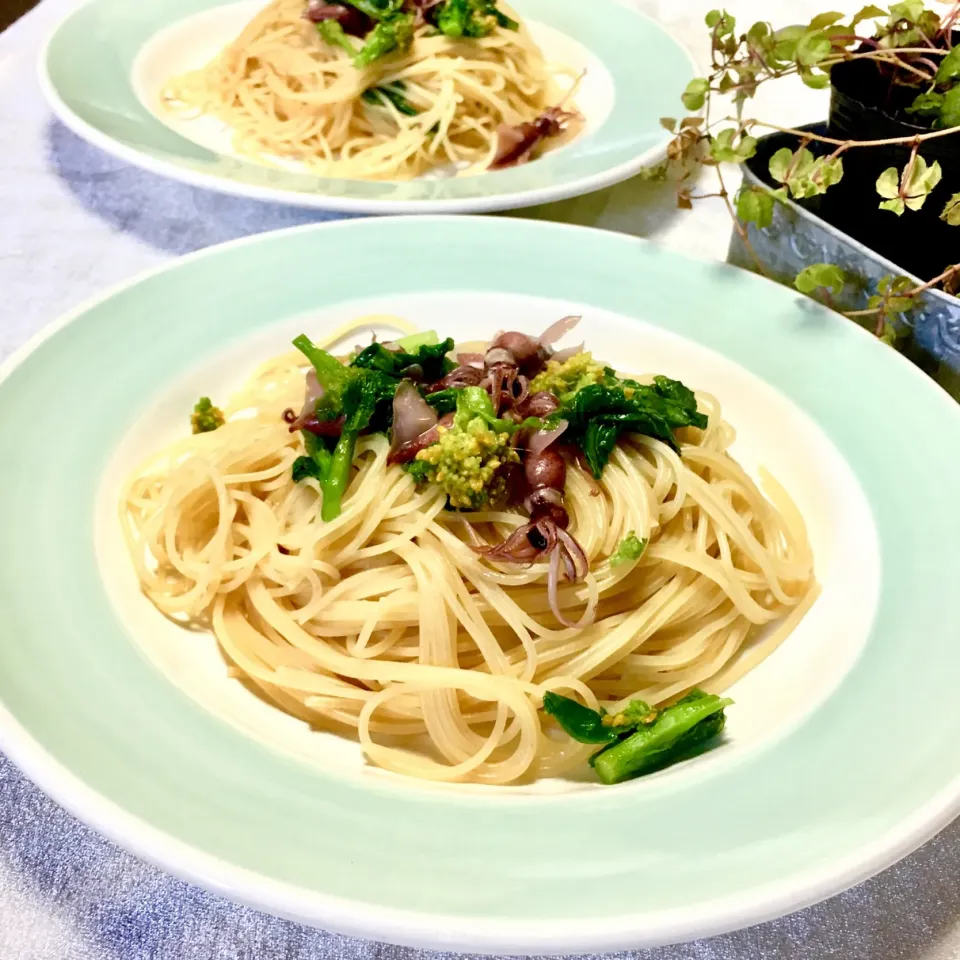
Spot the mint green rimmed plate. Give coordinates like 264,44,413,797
38,0,694,214
2,216,960,953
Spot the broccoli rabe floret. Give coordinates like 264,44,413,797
412,417,518,509
407,387,518,509
602,698,657,729
609,531,648,568
530,352,611,402
191,397,225,434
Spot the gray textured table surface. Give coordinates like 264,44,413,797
2,0,960,957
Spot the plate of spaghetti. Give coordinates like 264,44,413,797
2,216,960,952
39,0,694,211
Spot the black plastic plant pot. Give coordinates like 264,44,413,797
816,57,960,281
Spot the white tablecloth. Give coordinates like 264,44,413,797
1,0,959,956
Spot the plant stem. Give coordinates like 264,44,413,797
714,47,941,94
844,264,960,319
740,118,960,149
714,163,767,278
783,136,813,184
898,139,921,202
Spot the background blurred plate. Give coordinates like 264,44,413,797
1,216,959,954
39,0,694,213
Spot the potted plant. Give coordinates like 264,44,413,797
655,1,960,392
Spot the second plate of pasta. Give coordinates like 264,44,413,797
40,0,694,211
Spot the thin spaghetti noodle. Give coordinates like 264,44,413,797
120,319,817,785
163,0,579,180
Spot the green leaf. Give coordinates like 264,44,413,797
713,10,736,35
796,30,832,66
879,320,899,345
746,21,772,44
935,47,960,84
636,160,668,181
710,129,756,162
735,185,776,228
815,155,844,188
559,377,706,477
808,11,844,29
292,456,321,484
795,263,847,295
918,9,940,34
768,147,794,183
851,4,886,26
801,69,831,89
935,86,960,129
940,192,960,225
681,77,709,110
709,128,744,162
890,0,924,22
878,155,942,213
876,166,900,199
906,156,942,209
770,148,843,199
542,692,619,744
772,24,805,61
705,8,722,27
351,336,454,381
660,116,677,132
361,82,419,116
870,275,917,316
907,91,945,117
340,0,405,19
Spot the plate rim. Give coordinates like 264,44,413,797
3,216,960,953
36,0,698,214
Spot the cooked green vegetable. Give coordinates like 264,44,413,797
292,433,334,485
424,387,459,414
316,19,356,55
407,387,518,508
453,386,512,432
435,0,517,37
436,0,473,36
341,0,405,20
529,352,612,402
603,697,658,730
319,0,512,67
542,688,731,785
293,333,396,521
561,376,708,477
353,14,415,67
351,332,454,381
292,457,318,483
541,691,619,744
191,397,225,434
609,531,647,568
361,82,419,116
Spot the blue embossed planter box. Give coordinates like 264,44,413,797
727,123,960,401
